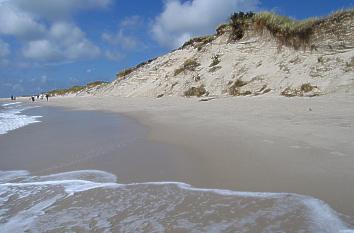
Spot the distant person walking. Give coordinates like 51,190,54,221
31,96,35,102
45,94,49,101
10,95,13,100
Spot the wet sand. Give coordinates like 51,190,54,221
22,95,354,220
0,106,201,184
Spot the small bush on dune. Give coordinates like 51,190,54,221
346,56,354,67
174,59,200,76
184,85,207,97
209,55,221,67
226,9,354,49
281,83,318,97
48,85,86,96
216,23,230,35
228,79,248,96
300,83,316,93
229,11,255,41
117,67,136,79
87,81,109,88
253,12,319,49
47,81,109,96
181,35,214,50
281,87,301,97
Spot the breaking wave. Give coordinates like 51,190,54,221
0,170,353,233
0,102,41,135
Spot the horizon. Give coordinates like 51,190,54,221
0,0,353,98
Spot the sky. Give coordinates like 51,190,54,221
0,0,353,97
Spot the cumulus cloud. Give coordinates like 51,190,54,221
102,31,139,49
9,0,111,20
0,40,10,57
104,50,124,61
23,22,101,62
0,3,45,39
101,15,146,52
0,0,104,63
152,0,259,48
102,16,145,50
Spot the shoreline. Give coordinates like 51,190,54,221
1,95,354,219
29,94,354,219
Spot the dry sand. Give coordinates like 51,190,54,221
33,94,354,218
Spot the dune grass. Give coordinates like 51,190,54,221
252,12,319,48
181,35,215,51
228,8,354,49
174,59,200,76
48,81,108,96
184,85,207,97
117,67,136,79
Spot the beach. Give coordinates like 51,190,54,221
1,96,354,232
35,95,354,217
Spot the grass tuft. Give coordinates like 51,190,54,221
228,79,248,96
226,9,354,49
174,59,200,76
252,12,319,49
346,56,354,67
117,68,136,79
47,81,109,96
209,55,221,67
184,85,207,97
300,83,316,93
281,83,318,97
181,35,215,51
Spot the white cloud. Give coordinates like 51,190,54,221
0,40,10,57
40,75,48,84
0,3,45,39
120,15,144,28
102,15,145,51
104,50,124,61
23,22,101,62
11,0,111,20
102,30,139,49
152,0,259,48
22,40,60,61
0,0,106,63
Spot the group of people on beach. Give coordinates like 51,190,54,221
29,94,49,102
10,94,49,102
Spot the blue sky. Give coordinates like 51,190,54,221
0,0,353,97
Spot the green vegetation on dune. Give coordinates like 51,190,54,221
184,85,207,97
229,8,354,49
174,58,200,76
183,8,353,51
47,81,109,96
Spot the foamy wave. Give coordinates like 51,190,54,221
0,170,353,233
0,102,41,135
1,102,22,107
0,170,30,183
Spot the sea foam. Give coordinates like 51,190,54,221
0,170,353,233
0,102,41,135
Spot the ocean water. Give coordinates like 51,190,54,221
0,102,41,135
0,170,353,233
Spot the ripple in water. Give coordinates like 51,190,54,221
0,170,353,233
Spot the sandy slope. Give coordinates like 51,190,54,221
38,94,354,218
79,11,354,98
